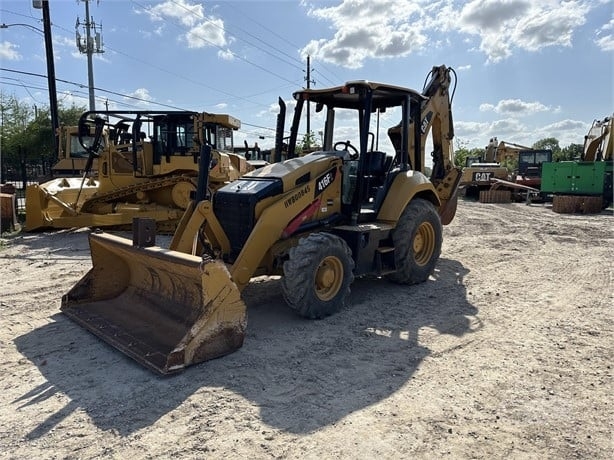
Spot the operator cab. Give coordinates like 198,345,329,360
286,81,427,223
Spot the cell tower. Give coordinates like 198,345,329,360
75,0,104,110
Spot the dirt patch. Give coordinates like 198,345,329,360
1,200,612,458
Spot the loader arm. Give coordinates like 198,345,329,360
228,178,323,290
169,200,232,255
174,162,338,291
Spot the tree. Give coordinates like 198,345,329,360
532,137,562,160
453,143,483,168
1,91,86,163
560,143,583,161
295,131,320,155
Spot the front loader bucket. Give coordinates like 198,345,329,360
61,232,247,374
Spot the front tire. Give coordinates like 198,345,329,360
387,198,442,284
282,232,355,319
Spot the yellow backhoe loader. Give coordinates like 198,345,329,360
62,65,462,374
25,110,251,232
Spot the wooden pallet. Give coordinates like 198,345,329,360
552,195,603,214
479,190,512,203
0,192,17,232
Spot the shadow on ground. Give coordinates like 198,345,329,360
14,257,477,437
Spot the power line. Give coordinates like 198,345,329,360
48,20,292,110
167,0,305,69
130,0,302,88
0,78,133,110
6,4,304,110
1,5,300,137
1,68,286,133
0,67,188,110
0,77,46,102
312,68,339,87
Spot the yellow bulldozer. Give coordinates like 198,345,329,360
25,110,251,232
61,65,462,374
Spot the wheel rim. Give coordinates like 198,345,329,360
314,256,344,301
412,221,436,266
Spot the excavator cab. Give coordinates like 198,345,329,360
62,65,462,374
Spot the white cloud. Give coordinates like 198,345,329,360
301,0,598,67
454,117,529,145
301,0,426,68
140,0,227,50
535,119,589,146
0,41,21,60
455,116,590,149
217,49,235,60
595,19,614,51
455,120,490,137
457,0,589,63
185,18,226,48
480,98,553,114
458,0,530,32
539,119,586,132
490,117,527,134
123,88,154,106
145,0,204,27
511,3,587,51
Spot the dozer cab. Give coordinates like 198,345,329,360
51,124,101,177
25,110,251,232
62,65,462,374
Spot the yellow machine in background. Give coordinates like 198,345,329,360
26,110,251,232
540,114,613,212
460,138,553,201
51,124,100,176
582,114,613,162
62,65,462,374
459,137,512,197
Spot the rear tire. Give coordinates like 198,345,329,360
282,232,354,319
387,198,442,284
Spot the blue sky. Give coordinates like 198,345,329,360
1,0,612,153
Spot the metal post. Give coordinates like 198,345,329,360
33,0,60,161
306,55,311,138
84,0,95,110
76,0,103,110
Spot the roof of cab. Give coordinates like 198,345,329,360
293,80,426,111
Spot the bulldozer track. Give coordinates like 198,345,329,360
81,175,197,212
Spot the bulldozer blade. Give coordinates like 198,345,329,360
61,232,247,374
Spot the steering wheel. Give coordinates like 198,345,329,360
333,141,359,159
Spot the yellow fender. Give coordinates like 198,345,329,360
377,171,440,224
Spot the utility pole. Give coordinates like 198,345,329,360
75,0,104,110
304,55,315,144
32,0,60,161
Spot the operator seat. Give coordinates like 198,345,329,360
361,150,389,204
